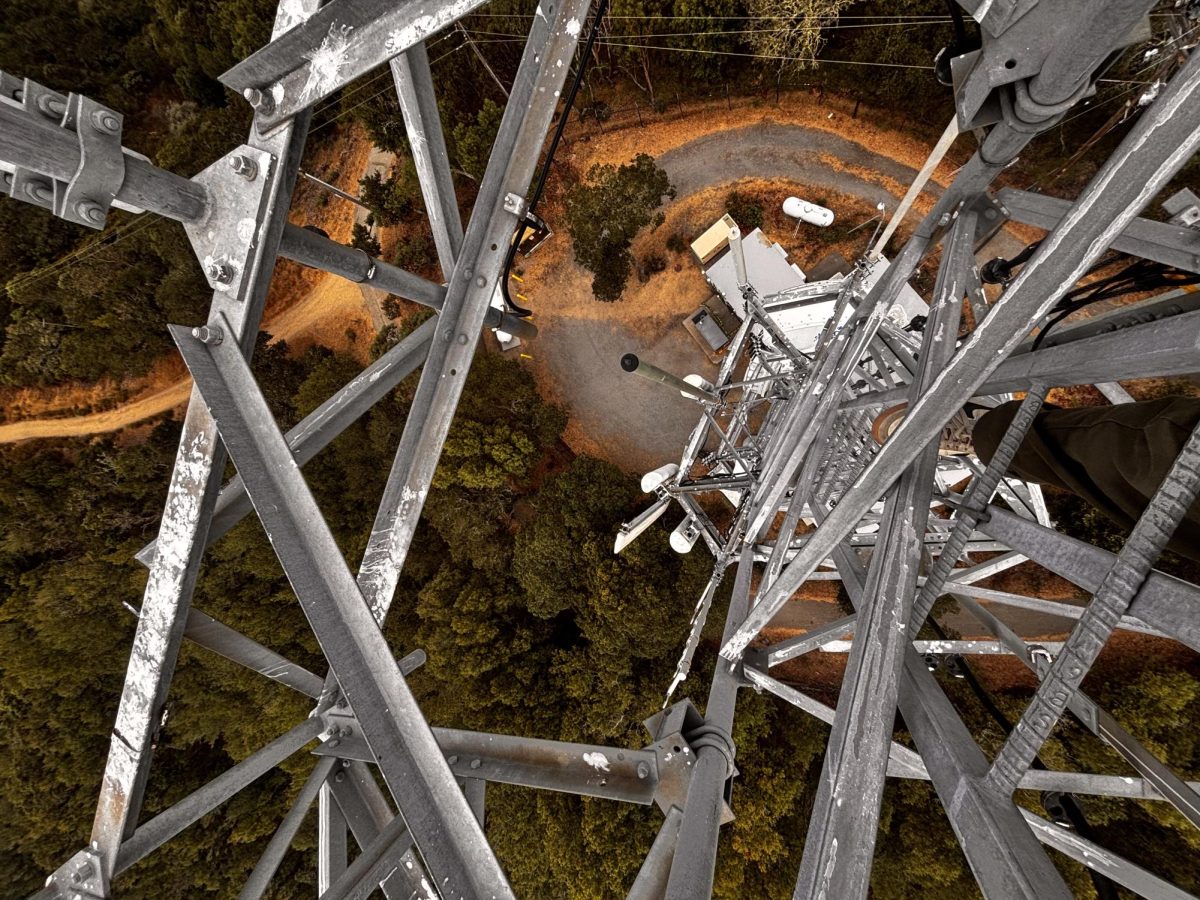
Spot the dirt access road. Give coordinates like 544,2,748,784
0,271,372,442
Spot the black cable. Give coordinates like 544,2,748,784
926,618,1118,899
1031,259,1200,350
934,0,980,87
500,0,610,316
981,240,1042,285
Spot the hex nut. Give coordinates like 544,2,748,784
191,325,224,346
228,155,259,180
90,109,120,134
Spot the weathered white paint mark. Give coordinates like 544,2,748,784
107,428,214,791
386,0,477,55
583,752,611,772
273,0,312,37
236,217,257,244
565,17,582,37
301,24,354,103
815,836,838,900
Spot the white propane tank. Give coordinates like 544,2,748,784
640,463,680,493
783,196,835,228
670,517,702,553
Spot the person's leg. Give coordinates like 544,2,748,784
972,395,1200,560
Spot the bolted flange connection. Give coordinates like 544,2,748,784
205,258,236,286
74,201,104,226
191,325,223,346
242,87,275,116
89,108,120,135
228,154,258,181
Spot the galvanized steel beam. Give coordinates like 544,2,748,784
391,41,463,276
114,717,324,874
221,0,490,131
135,315,437,568
84,3,321,874
977,505,1200,653
999,186,1200,273
171,317,512,899
238,756,339,900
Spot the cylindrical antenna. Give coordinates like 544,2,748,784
728,224,749,289
621,353,718,403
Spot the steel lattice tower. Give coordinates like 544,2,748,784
2,0,1200,897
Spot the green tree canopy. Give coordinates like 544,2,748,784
565,153,675,301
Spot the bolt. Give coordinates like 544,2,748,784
469,758,482,770
191,325,224,345
2,171,12,191
457,333,468,345
938,213,951,227
243,87,276,115
229,154,258,180
75,201,105,226
339,726,353,737
205,259,236,285
447,755,459,765
90,109,120,135
636,762,650,779
475,276,486,287
334,771,346,783
24,181,51,204
329,738,341,748
443,328,454,342
37,95,66,119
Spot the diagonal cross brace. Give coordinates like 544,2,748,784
222,0,491,131
354,0,594,623
171,315,512,900
84,4,322,872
